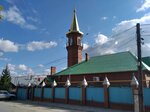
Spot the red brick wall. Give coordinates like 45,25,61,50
66,32,83,67
52,71,147,86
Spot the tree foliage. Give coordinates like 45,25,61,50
0,65,11,90
0,5,3,20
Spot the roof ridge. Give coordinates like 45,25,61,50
90,51,131,59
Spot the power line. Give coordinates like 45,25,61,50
111,26,136,38
31,56,66,70
87,34,136,55
141,24,150,26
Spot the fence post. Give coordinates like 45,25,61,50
27,87,29,100
103,77,110,108
31,86,35,101
41,82,46,101
41,87,44,101
65,78,71,104
16,86,19,99
81,77,88,105
65,87,69,104
52,86,55,102
82,86,86,105
131,75,139,112
51,80,57,102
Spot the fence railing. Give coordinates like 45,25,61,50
17,86,150,111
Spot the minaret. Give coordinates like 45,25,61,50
66,9,83,67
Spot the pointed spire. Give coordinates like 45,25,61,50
28,82,31,87
52,80,57,87
42,81,46,87
65,78,71,87
81,77,88,87
67,9,83,35
131,75,139,88
103,77,110,88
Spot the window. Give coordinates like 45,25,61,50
93,77,99,82
78,38,81,45
69,38,73,46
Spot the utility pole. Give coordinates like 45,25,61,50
136,23,144,112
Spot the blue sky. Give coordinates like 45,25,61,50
0,0,150,76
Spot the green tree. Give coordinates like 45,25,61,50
0,65,11,90
0,5,3,20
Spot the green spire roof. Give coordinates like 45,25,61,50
67,9,83,35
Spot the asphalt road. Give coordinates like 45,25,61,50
0,100,132,112
0,101,81,112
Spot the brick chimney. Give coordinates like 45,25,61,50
85,53,89,61
51,66,56,75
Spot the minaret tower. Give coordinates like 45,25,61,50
66,9,83,67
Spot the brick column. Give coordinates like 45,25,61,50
27,87,30,100
82,86,86,105
31,86,35,101
51,80,57,102
103,77,110,108
65,78,71,104
81,77,88,105
103,85,109,108
65,87,69,104
16,86,19,99
41,87,44,101
52,87,55,102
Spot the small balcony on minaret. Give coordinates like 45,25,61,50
66,37,83,47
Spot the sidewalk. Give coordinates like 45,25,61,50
17,100,132,112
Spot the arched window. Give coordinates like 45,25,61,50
78,38,81,45
69,38,73,46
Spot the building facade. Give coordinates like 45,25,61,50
47,10,150,87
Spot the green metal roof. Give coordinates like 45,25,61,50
142,57,150,67
54,52,150,76
66,9,83,35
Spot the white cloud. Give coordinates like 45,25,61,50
85,31,137,57
8,63,16,71
27,41,57,51
0,38,18,52
44,69,50,75
0,57,9,61
113,16,116,19
112,13,150,34
0,52,3,56
8,63,17,75
111,12,150,56
85,33,115,56
86,12,150,57
38,64,44,68
137,0,150,12
27,17,38,22
27,68,34,75
2,6,37,30
95,33,109,45
18,64,34,75
101,16,108,20
83,43,89,50
18,64,28,71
